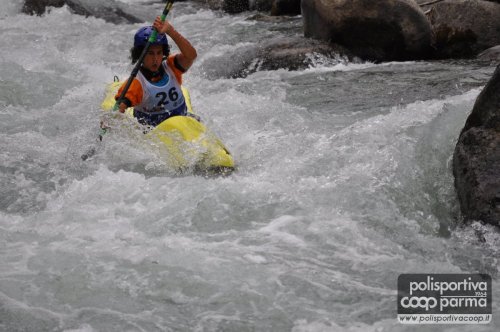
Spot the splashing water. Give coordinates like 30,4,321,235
0,2,499,331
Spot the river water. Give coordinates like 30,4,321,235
0,1,499,331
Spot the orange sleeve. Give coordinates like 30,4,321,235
167,55,183,85
115,78,143,106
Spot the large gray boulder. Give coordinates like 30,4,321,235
478,45,500,62
200,36,353,78
271,0,301,15
22,0,142,24
22,0,64,15
254,0,273,12
428,0,500,58
453,65,500,227
301,0,433,62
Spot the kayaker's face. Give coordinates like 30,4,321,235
143,45,163,72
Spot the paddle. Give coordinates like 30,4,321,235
81,0,175,161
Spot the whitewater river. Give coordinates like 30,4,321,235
0,1,499,331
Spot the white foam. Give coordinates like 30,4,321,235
1,2,498,331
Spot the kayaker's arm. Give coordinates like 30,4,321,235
153,17,197,71
115,79,143,113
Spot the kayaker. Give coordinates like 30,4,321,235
115,17,197,127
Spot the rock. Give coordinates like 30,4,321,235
22,0,64,14
301,0,433,62
222,0,250,13
271,0,301,16
428,0,500,58
478,45,500,62
200,36,354,78
259,39,352,71
255,0,273,12
193,0,249,13
453,65,500,227
22,0,142,24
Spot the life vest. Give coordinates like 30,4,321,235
133,60,186,126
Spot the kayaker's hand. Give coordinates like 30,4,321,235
153,17,174,35
154,17,197,71
118,102,127,113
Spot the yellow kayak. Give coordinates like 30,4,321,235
101,81,234,175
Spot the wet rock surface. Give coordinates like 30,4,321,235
200,36,354,78
301,0,433,62
453,65,500,226
478,45,500,62
428,0,500,58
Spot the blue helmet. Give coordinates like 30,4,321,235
134,26,169,47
